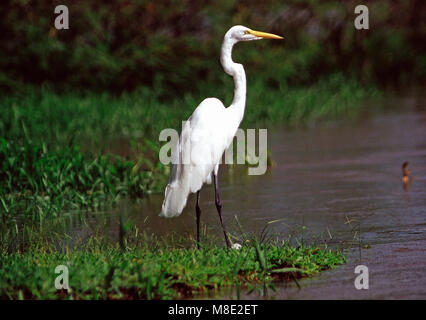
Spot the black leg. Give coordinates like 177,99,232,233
196,190,201,249
213,172,231,248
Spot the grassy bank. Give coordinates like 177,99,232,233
0,234,345,299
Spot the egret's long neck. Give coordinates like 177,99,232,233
220,37,246,123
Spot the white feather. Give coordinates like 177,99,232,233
159,25,282,218
160,98,238,217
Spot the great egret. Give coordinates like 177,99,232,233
160,25,283,247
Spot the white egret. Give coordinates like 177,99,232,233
160,25,283,248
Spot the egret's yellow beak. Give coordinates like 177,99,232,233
246,29,283,39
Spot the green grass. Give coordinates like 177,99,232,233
0,233,345,300
0,74,378,150
0,137,168,221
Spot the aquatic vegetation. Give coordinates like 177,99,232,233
0,137,167,221
0,231,345,300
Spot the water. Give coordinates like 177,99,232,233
70,92,426,299
238,94,426,299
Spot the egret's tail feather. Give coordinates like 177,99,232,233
160,183,190,218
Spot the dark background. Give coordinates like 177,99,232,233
1,0,425,96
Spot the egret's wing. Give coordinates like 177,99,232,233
160,98,229,217
185,98,231,191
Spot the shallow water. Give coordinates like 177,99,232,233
68,92,426,299
238,96,426,299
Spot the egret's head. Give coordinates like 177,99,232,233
226,25,283,42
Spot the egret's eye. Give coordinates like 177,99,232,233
244,30,251,35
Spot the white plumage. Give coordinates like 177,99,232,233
159,25,282,246
160,97,238,217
